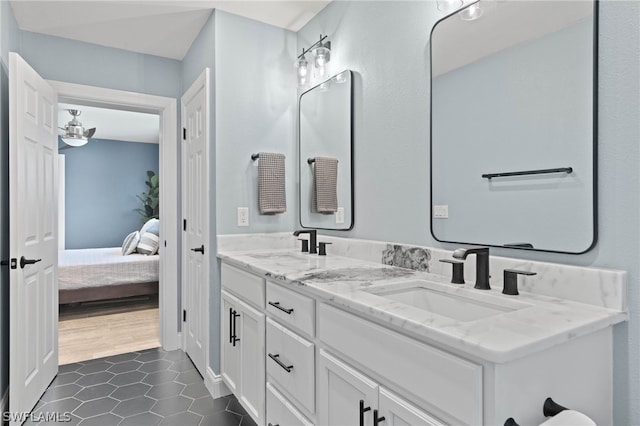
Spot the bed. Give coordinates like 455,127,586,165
58,247,159,304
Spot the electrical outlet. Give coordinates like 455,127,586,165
237,207,249,227
433,205,449,219
336,207,345,224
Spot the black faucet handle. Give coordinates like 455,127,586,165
318,242,332,256
439,259,465,284
298,239,309,253
502,269,536,296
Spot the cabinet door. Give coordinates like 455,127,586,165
379,387,447,426
238,299,266,425
318,349,378,426
221,290,240,394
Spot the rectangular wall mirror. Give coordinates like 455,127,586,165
430,0,597,253
299,70,353,230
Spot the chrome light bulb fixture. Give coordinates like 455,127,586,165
296,34,331,87
313,37,331,79
59,109,96,147
295,51,309,87
459,1,483,20
437,0,463,12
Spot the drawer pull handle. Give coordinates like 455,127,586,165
268,353,294,373
268,301,294,314
228,308,233,344
268,424,279,426
373,409,386,425
359,400,371,426
232,309,240,347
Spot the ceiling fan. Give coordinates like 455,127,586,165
58,109,96,148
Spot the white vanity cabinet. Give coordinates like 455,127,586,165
318,350,444,426
221,265,266,426
219,260,616,426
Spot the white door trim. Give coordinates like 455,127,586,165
180,68,210,370
48,80,180,350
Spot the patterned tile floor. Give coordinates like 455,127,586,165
26,348,257,426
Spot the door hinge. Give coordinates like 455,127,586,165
183,128,187,140
183,219,187,231
183,309,187,322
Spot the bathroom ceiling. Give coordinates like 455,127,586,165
59,103,160,144
9,1,331,60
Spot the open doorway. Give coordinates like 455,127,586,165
50,79,181,356
57,103,161,364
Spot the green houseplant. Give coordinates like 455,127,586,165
136,170,159,223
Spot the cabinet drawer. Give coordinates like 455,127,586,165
266,382,313,426
318,303,482,425
221,263,265,308
266,318,315,414
266,281,315,337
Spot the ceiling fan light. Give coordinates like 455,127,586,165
61,136,88,147
59,109,96,147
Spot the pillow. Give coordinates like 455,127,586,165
122,231,140,256
140,218,160,236
137,232,160,255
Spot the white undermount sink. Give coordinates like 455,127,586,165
365,280,527,322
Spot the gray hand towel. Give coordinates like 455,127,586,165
258,152,286,214
312,156,338,214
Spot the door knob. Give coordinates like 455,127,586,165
20,256,41,269
190,245,205,255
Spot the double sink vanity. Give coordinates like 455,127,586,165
217,233,626,426
219,1,617,425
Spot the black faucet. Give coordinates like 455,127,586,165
293,230,317,254
452,246,490,290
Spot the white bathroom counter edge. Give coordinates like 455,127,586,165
217,250,627,364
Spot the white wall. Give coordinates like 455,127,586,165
298,1,640,424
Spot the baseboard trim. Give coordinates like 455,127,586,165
1,388,8,414
205,367,231,399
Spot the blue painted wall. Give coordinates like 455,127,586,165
20,31,181,99
299,1,640,424
63,139,159,249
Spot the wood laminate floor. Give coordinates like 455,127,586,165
59,296,160,365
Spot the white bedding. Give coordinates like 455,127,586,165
58,247,159,290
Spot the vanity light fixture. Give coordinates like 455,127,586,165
437,0,463,12
296,52,309,87
459,2,483,20
296,34,331,87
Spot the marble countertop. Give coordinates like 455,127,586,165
218,248,627,364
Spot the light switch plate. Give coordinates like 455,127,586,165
237,207,249,226
336,207,345,224
433,205,449,219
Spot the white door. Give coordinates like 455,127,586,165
238,300,265,424
8,52,58,422
318,349,379,426
181,69,210,376
221,290,240,393
379,387,446,426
